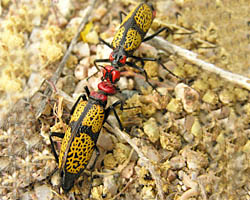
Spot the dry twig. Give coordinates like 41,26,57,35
35,0,97,119
148,36,250,91
111,177,136,200
106,122,165,200
179,173,199,200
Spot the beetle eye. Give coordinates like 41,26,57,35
119,55,126,65
109,52,114,61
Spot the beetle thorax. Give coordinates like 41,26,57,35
89,91,107,106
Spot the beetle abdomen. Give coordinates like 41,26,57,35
111,3,154,53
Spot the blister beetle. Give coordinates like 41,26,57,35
94,3,176,90
49,81,123,192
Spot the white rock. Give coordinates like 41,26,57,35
55,0,73,17
96,39,112,60
103,175,118,195
75,64,88,80
32,15,41,26
175,83,199,113
27,73,44,94
20,192,33,200
88,65,99,77
30,28,43,42
75,57,90,80
51,172,60,187
117,77,128,90
67,17,82,29
73,42,90,58
35,185,53,200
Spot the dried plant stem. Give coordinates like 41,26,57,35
111,177,136,200
35,0,97,119
149,36,250,91
106,123,165,200
179,173,199,200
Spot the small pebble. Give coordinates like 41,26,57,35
202,90,218,105
166,98,183,113
121,162,135,179
143,118,160,143
34,185,53,200
175,83,200,113
56,0,73,17
73,42,90,58
169,155,186,169
103,175,118,195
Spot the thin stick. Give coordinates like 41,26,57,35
106,122,165,200
111,177,136,200
179,173,199,200
35,0,97,119
148,36,250,91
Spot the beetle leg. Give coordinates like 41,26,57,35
130,55,145,66
94,59,110,72
99,37,113,49
111,101,123,130
130,56,179,79
49,132,64,163
125,61,160,93
155,58,180,79
119,11,127,23
122,105,141,110
143,27,172,42
87,59,110,81
105,100,123,130
84,86,91,98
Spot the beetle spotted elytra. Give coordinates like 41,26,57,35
49,82,123,192
111,3,155,58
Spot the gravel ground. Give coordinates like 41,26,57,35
0,0,249,200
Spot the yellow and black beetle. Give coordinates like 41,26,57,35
94,2,176,89
49,81,122,192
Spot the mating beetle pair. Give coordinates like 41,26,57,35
49,2,173,193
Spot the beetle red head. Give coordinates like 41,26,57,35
110,49,127,67
103,65,120,84
119,55,127,65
